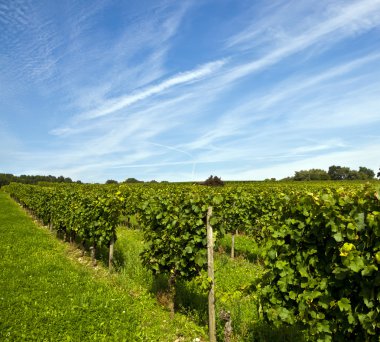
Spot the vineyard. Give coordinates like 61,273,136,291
3,180,380,341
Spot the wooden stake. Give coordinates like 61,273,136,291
220,309,232,342
109,236,114,271
69,231,75,244
49,214,53,232
80,240,85,257
207,206,216,342
168,271,176,319
231,232,235,259
90,244,97,267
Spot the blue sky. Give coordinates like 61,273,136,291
1,0,380,182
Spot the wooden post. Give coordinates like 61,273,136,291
49,214,53,232
90,244,97,267
109,235,114,271
69,231,75,244
168,271,176,319
231,232,235,259
207,206,216,342
80,240,85,257
220,310,232,342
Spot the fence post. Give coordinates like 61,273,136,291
109,235,114,271
231,232,235,259
220,309,232,342
90,243,97,267
207,206,216,342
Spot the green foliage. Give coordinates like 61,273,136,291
294,169,330,181
123,177,142,183
3,183,123,249
290,166,375,181
259,185,380,340
105,179,118,184
0,173,17,187
138,189,214,280
328,165,352,180
358,167,375,180
328,165,375,180
0,173,76,187
202,175,225,186
132,184,263,283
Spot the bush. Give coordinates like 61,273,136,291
202,175,224,186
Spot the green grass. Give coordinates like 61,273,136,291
0,192,206,341
217,233,262,262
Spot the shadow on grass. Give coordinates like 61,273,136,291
112,248,126,270
244,321,305,342
176,280,208,325
149,274,208,326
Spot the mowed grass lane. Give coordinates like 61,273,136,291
0,192,204,341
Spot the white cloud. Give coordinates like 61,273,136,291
77,59,226,120
221,0,380,83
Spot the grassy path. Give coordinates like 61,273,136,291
0,192,205,341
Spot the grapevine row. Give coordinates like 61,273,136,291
4,183,123,262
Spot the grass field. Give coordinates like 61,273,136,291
0,192,206,341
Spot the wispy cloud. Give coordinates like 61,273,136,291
222,0,380,82
77,59,226,121
226,0,380,50
57,1,193,110
171,1,380,155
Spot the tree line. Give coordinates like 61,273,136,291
285,166,377,181
0,173,80,188
2,166,378,188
